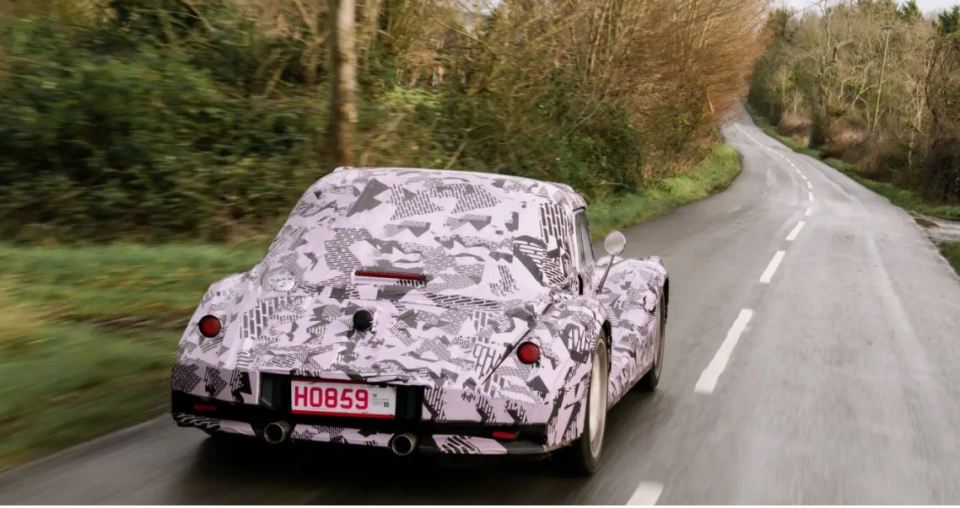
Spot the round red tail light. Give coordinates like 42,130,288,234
516,341,541,364
198,315,222,338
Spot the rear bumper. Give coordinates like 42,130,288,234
172,391,548,456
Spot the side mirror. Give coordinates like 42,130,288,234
596,230,626,293
604,230,626,256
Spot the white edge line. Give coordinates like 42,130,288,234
694,309,754,394
785,221,806,241
759,250,787,283
627,482,664,505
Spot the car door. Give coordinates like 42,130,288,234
572,209,596,296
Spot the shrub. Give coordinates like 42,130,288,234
0,17,322,242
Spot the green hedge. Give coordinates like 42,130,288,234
0,18,323,242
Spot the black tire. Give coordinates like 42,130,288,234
556,337,609,475
637,297,666,391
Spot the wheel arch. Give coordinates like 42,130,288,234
601,320,612,345
601,320,613,369
662,277,670,321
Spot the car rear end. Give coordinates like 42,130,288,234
170,167,595,457
172,374,551,456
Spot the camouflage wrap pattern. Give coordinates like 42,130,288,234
172,167,667,454
173,411,515,455
596,256,669,403
290,425,394,448
433,435,508,455
172,413,256,437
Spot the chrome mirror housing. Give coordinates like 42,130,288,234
604,230,626,256
597,230,626,293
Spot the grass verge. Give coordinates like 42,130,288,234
0,147,741,469
939,242,960,276
587,143,742,239
818,157,960,221
0,243,263,469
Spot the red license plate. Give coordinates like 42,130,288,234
290,379,397,419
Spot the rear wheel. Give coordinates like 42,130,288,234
637,298,666,391
556,337,609,475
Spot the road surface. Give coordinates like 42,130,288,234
3,110,960,504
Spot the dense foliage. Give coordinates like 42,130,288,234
0,0,764,242
748,0,960,204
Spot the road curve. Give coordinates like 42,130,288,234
3,109,960,504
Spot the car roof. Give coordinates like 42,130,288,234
322,167,587,210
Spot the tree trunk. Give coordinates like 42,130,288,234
327,0,358,167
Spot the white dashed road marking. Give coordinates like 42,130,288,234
627,482,664,505
695,309,754,394
805,206,813,216
786,221,806,242
760,250,787,284
808,191,814,201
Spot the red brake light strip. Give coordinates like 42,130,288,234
354,270,426,282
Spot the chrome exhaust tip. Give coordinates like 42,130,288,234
263,421,292,444
389,433,418,457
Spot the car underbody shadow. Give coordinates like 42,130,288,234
168,388,672,504
170,432,583,503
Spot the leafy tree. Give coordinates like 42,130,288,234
937,5,960,36
897,0,921,22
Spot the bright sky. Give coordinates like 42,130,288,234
781,0,958,15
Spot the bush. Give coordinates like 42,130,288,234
0,18,322,242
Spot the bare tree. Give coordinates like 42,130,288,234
327,0,358,166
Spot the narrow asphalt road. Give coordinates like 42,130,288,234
3,109,960,504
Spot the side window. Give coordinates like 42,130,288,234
580,214,595,266
573,210,594,269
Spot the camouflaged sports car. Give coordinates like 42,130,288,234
171,167,668,474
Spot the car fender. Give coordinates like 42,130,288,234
483,295,606,449
171,271,255,404
595,255,668,404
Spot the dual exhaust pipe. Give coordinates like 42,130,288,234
261,421,418,456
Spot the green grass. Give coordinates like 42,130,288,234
0,243,267,330
816,157,960,221
587,143,742,239
939,242,960,276
0,242,263,469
